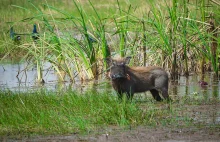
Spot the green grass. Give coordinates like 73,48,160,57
0,89,219,136
0,90,141,135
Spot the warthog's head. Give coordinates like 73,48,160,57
107,57,131,80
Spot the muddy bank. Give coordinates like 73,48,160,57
1,126,220,142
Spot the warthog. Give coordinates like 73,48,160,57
107,56,170,101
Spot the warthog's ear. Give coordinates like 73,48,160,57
105,57,113,65
105,57,111,62
125,56,131,64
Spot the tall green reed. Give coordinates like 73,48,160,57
200,0,206,73
147,1,172,69
72,0,97,78
169,0,178,79
145,0,219,77
88,0,111,70
114,0,132,58
182,0,189,75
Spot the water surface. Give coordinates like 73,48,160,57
0,63,219,99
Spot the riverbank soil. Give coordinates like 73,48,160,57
1,127,219,142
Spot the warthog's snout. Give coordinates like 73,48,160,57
111,73,126,80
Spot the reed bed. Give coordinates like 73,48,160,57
0,0,219,82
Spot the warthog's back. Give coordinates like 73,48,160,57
129,66,168,79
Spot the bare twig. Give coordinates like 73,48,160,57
210,0,220,6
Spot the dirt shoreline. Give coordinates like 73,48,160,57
1,126,220,142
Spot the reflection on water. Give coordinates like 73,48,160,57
0,62,219,99
0,62,110,92
0,62,68,91
169,73,220,99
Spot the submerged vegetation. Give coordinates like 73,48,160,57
0,0,219,82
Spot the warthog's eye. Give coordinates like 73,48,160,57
112,61,117,66
116,63,125,66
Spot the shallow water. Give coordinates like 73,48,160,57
169,73,220,99
0,62,72,91
0,62,219,98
